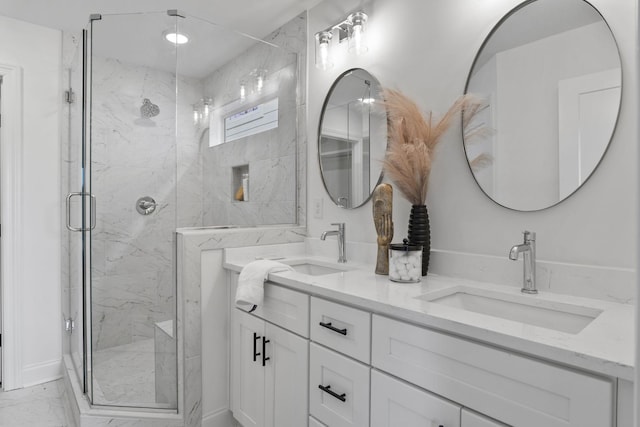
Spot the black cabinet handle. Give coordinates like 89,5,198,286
318,384,346,402
253,332,261,362
319,321,347,336
262,337,270,366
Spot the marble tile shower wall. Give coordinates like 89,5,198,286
90,56,202,350
201,14,306,226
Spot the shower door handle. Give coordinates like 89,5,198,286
66,192,83,232
89,194,97,230
66,192,96,231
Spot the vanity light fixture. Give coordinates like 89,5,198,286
314,11,368,70
238,69,268,100
252,68,267,94
193,97,213,126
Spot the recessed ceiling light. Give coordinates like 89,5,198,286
164,31,189,45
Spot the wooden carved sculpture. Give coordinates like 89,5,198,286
373,183,393,275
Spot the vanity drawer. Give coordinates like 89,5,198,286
231,275,309,337
309,343,370,427
372,315,614,427
310,297,370,363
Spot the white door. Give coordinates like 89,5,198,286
231,309,266,427
461,409,508,427
371,370,461,427
264,323,308,427
558,68,621,199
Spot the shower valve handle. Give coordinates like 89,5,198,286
136,196,157,215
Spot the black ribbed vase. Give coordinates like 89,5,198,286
407,205,430,276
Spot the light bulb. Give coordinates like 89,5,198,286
315,31,333,70
319,42,329,68
240,82,246,101
256,75,264,93
348,12,368,55
350,24,364,54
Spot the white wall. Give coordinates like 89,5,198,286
0,15,62,387
307,1,636,287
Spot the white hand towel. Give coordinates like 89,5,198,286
235,260,293,311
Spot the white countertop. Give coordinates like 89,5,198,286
224,245,635,381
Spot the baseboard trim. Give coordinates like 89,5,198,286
22,358,62,388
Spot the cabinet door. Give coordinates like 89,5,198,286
309,343,370,427
264,323,309,427
231,309,266,427
461,409,507,427
371,370,461,427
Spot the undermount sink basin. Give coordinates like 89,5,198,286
417,287,602,334
286,260,351,276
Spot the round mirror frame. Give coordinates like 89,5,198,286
462,0,622,212
317,68,387,209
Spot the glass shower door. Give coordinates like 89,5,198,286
87,11,178,409
63,30,86,392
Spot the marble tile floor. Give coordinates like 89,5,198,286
0,338,173,426
92,338,158,406
0,379,72,426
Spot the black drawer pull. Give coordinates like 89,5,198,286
253,332,261,362
262,337,270,366
319,321,347,336
318,384,346,402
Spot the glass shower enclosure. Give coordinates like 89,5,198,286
63,9,299,412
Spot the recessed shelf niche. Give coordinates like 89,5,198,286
232,165,249,202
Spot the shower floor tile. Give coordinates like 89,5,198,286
92,338,156,406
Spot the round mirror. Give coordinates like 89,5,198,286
463,0,621,211
318,68,387,209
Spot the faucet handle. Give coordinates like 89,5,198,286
331,222,345,230
523,230,536,242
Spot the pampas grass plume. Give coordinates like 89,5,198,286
382,89,480,205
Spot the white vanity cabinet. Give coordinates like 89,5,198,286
226,267,626,427
230,277,310,427
372,315,615,427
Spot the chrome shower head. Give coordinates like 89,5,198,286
140,98,160,118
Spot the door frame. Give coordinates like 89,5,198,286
0,63,25,391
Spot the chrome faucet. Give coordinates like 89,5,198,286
509,231,537,294
321,222,346,263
